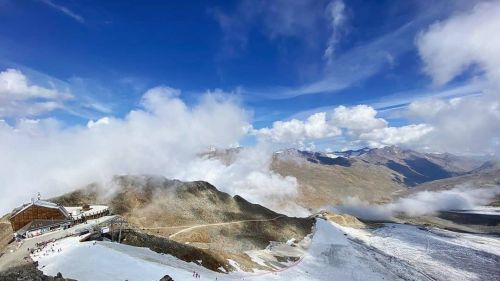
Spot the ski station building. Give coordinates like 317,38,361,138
9,197,109,239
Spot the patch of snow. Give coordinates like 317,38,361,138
325,153,339,159
32,237,220,281
32,218,499,281
65,205,109,220
227,259,243,272
337,223,500,281
450,206,500,216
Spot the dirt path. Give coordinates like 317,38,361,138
141,215,285,239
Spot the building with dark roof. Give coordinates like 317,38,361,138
9,199,70,232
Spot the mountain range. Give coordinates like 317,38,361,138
1,145,499,279
271,146,498,209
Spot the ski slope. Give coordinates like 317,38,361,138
338,223,500,281
32,219,500,281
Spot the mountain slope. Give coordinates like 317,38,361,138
356,146,481,186
271,146,487,209
0,215,13,254
397,169,500,197
52,175,314,271
272,152,404,208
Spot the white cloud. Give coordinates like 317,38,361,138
331,105,387,135
412,1,500,154
335,185,500,220
39,0,85,23
0,68,71,117
0,69,59,99
0,87,301,215
255,112,341,145
212,0,325,57
324,0,347,64
358,124,434,148
407,98,460,120
416,1,500,86
331,105,433,148
406,95,500,154
371,79,485,111
268,20,419,99
257,104,432,149
87,117,110,129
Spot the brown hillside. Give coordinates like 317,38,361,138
52,175,314,271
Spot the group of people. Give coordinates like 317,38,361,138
35,239,54,248
192,271,201,278
30,240,62,257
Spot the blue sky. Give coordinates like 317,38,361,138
1,0,498,154
0,0,478,125
0,0,499,209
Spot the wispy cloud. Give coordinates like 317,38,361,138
0,66,120,120
372,80,485,111
39,0,85,23
257,20,418,100
237,1,467,100
323,0,347,64
0,68,72,117
287,80,484,124
211,0,325,58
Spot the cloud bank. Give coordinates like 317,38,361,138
333,185,500,221
0,85,304,215
411,1,500,155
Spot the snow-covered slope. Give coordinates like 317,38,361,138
339,223,500,281
32,219,500,281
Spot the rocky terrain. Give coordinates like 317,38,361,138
273,151,404,208
398,169,500,197
201,146,499,211
0,264,76,281
0,215,13,254
190,146,500,219
51,175,314,271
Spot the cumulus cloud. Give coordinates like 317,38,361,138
416,1,500,86
334,185,500,220
406,95,500,154
358,124,434,148
0,87,302,215
412,1,500,154
407,98,457,120
0,69,71,117
256,104,432,149
255,112,341,146
331,105,387,135
333,105,433,148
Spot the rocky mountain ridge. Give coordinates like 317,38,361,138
51,175,314,272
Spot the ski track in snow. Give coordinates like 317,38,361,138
32,219,500,281
339,223,500,281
